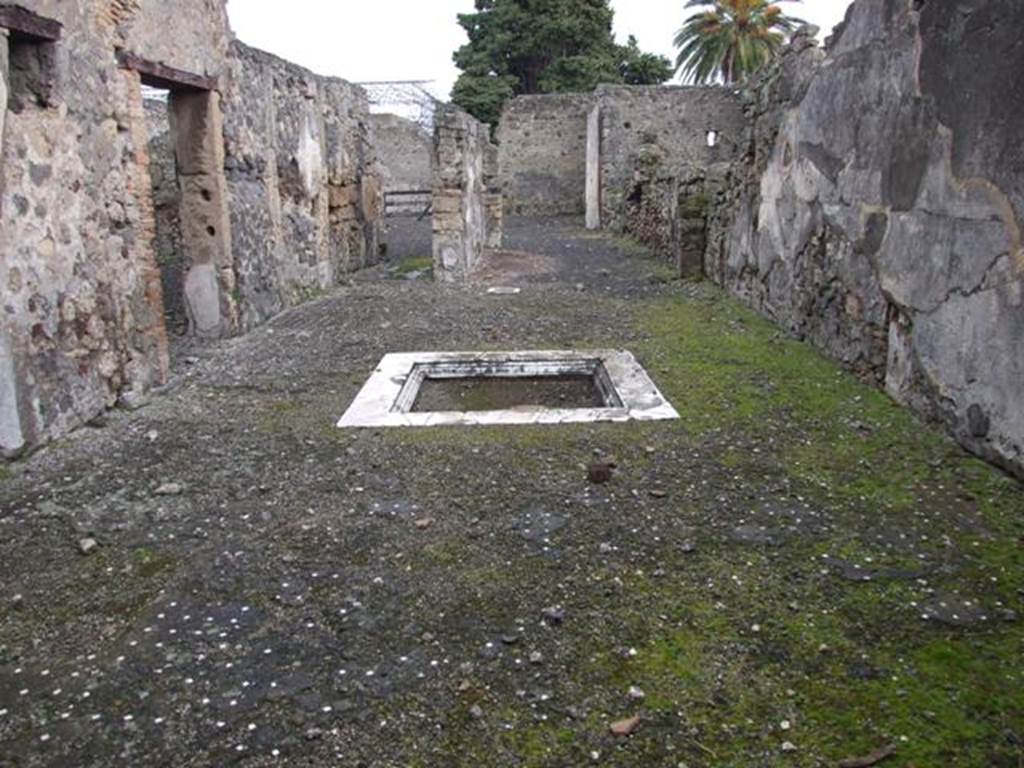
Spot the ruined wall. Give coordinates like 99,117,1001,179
622,154,723,277
370,113,432,192
497,93,593,216
708,0,1024,476
588,85,745,232
483,142,503,250
220,42,384,331
116,0,231,78
1,4,386,457
432,105,499,282
0,1,232,456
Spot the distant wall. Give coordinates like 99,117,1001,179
708,0,1024,476
587,85,745,232
370,113,432,192
221,42,384,331
497,93,593,216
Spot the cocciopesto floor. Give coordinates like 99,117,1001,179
0,217,1021,767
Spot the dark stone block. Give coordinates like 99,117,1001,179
967,404,990,439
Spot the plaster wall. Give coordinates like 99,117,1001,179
708,0,1024,476
370,113,432,193
497,93,593,216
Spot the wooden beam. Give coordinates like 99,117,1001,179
116,49,217,92
0,4,63,42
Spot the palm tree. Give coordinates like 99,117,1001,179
674,0,805,85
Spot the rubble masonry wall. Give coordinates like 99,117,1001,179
0,4,384,456
432,105,499,282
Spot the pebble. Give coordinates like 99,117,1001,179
609,715,642,736
781,741,798,753
627,686,645,701
469,704,484,720
154,482,184,497
119,391,150,411
529,652,544,665
541,606,565,625
587,461,614,484
78,538,98,556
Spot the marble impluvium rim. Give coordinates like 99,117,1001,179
337,350,679,428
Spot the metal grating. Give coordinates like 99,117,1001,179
358,80,442,133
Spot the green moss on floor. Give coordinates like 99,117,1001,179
375,280,1022,766
246,271,1022,766
638,292,1019,514
394,255,434,276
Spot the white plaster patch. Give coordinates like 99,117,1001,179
296,113,324,198
184,263,223,337
0,44,7,150
0,330,25,455
585,105,602,230
339,350,679,428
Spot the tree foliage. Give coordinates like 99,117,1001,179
674,0,804,85
452,0,673,126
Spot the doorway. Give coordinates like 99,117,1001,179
120,50,234,351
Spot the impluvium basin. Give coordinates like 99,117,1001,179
338,350,678,428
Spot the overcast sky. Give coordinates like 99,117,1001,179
227,1,853,101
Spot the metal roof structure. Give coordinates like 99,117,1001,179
358,80,442,133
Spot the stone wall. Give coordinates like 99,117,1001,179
497,93,593,216
621,155,722,277
116,0,231,78
0,0,232,456
432,105,500,282
587,84,745,232
708,0,1024,476
219,41,384,332
370,113,432,192
0,4,385,457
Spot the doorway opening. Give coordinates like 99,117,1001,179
142,85,188,337
120,50,232,350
